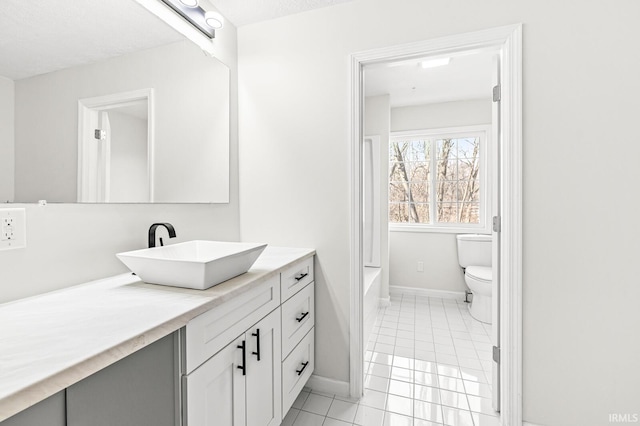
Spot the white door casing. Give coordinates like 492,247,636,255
491,53,502,412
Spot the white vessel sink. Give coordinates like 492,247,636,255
116,240,267,290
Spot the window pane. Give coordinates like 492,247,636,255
436,139,455,159
457,180,480,203
437,159,458,181
389,141,409,160
457,138,479,159
404,161,421,182
459,203,480,224
389,181,409,203
437,203,458,223
405,162,429,182
412,203,430,223
436,180,457,203
410,182,429,203
408,140,428,162
458,158,478,180
389,202,409,223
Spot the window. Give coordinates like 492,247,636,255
389,126,490,232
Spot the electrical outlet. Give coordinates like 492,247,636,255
417,261,424,272
2,217,14,240
0,208,26,250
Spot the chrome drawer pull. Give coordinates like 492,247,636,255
296,361,309,376
294,273,308,282
296,312,310,322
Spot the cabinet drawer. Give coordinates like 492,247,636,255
281,282,314,358
280,257,314,302
282,328,314,416
185,276,280,373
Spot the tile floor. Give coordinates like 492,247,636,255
282,293,500,426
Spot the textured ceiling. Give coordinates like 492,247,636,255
365,51,495,107
210,0,354,27
0,0,183,80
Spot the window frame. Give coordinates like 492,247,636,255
388,124,492,234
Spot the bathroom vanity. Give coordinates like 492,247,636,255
0,246,315,426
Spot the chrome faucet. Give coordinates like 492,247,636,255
148,223,176,248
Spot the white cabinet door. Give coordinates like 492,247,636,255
185,335,246,426
246,309,282,426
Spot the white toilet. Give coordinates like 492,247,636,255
456,234,493,324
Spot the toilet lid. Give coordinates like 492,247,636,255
466,266,492,282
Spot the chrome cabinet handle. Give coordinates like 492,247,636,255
296,361,309,376
237,341,246,376
251,329,261,361
296,312,309,323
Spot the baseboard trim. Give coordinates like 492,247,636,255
390,285,466,301
523,422,544,426
306,374,350,398
379,296,391,307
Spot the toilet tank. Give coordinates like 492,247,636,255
456,234,492,267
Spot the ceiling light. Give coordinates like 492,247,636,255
420,57,451,69
178,0,199,7
204,11,224,29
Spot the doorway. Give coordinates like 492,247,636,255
349,24,522,425
77,89,154,203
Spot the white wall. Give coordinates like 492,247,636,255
0,76,14,203
13,40,229,203
389,232,466,292
364,95,390,299
389,99,491,293
391,99,492,131
237,1,640,424
0,23,240,304
0,203,240,303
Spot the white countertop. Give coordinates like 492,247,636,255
0,246,314,421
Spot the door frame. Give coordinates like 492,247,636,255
349,24,523,424
77,88,155,202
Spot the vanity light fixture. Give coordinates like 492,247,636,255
420,57,451,69
160,0,224,38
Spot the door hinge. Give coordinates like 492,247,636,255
94,129,106,140
492,216,501,233
493,346,501,364
492,85,501,102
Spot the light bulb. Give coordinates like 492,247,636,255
179,0,199,8
204,11,224,29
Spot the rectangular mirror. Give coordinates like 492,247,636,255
0,0,230,203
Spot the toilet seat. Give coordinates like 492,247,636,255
466,266,491,283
